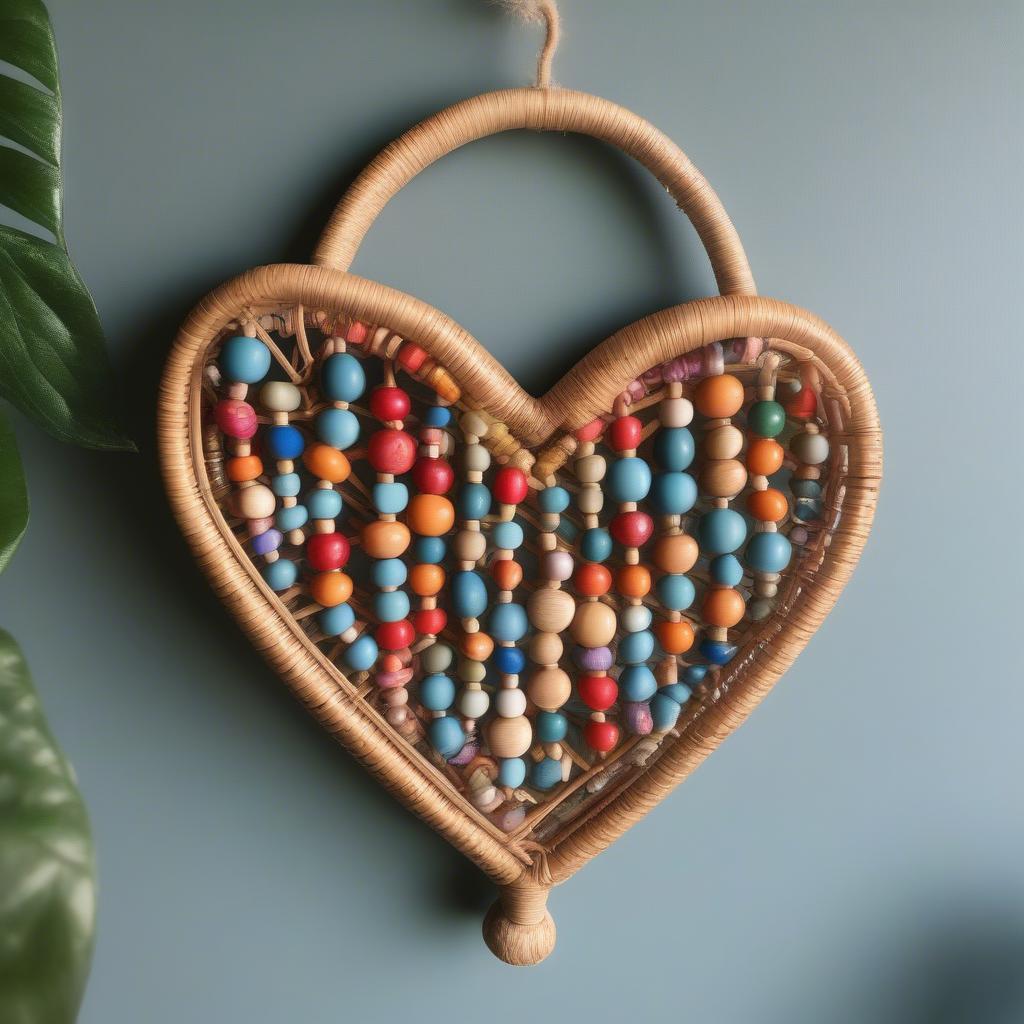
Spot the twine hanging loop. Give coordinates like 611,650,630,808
499,0,562,88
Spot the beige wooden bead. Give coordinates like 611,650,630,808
495,688,527,718
792,431,830,465
659,396,694,427
529,631,563,665
235,484,276,519
527,587,576,633
575,454,606,483
700,458,748,498
577,486,604,515
454,529,486,561
527,667,572,712
488,715,533,758
463,443,491,472
260,380,302,412
704,424,744,460
570,601,617,647
460,411,488,439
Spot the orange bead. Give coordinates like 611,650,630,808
409,563,445,597
310,571,353,607
303,443,351,483
748,487,789,522
407,493,455,537
362,520,411,559
701,587,746,627
492,558,523,592
462,631,494,661
694,374,745,419
574,563,612,597
653,534,698,574
655,619,695,655
746,437,785,476
616,564,651,598
227,454,263,482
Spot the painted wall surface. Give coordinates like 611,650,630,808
4,2,1022,1021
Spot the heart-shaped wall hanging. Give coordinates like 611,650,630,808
159,72,881,964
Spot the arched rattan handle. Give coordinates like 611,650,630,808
314,88,756,296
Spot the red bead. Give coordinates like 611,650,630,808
578,675,618,712
369,386,411,422
609,415,642,451
584,719,620,753
367,429,417,474
493,466,529,505
575,418,604,442
412,456,454,494
306,532,350,571
397,342,428,372
786,386,817,420
215,399,257,439
610,510,654,547
346,321,368,344
574,563,612,597
412,607,447,636
376,619,415,651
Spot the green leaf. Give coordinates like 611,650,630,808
0,409,29,573
0,0,135,452
0,629,95,1024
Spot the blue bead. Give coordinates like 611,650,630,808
654,427,695,471
414,536,446,564
539,486,570,513
581,527,613,563
219,336,271,384
700,639,738,665
794,498,822,523
697,508,747,554
493,646,526,675
344,634,378,672
536,711,568,743
746,532,793,573
321,352,365,403
423,405,451,427
656,573,695,611
557,518,579,543
371,558,408,588
660,682,692,705
619,665,657,702
420,673,456,711
489,602,528,643
498,758,527,788
373,482,408,515
710,553,744,587
682,665,708,686
316,408,359,449
607,457,652,503
650,471,697,515
530,757,562,791
306,488,342,520
790,479,821,499
374,589,410,623
262,558,297,591
275,504,308,532
266,424,304,460
429,716,465,759
618,630,655,665
493,520,524,551
458,483,491,521
452,571,488,619
272,473,301,498
651,691,683,731
319,602,355,637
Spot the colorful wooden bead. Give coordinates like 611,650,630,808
220,336,271,384
215,399,257,439
321,352,366,403
694,373,745,418
303,444,351,483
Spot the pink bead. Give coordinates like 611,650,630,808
575,418,605,442
377,667,414,690
215,399,257,439
541,550,574,582
247,516,274,536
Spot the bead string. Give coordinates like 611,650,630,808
786,364,829,540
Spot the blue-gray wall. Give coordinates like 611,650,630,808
5,2,1023,1021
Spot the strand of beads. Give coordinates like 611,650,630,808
570,422,620,756
649,382,699,733
744,356,792,622
694,372,749,666
215,333,297,591
606,400,657,736
786,365,829,533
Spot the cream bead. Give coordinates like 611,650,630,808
460,412,489,439
529,631,563,665
454,529,487,561
660,396,694,427
575,454,606,483
260,380,302,412
463,443,491,472
527,667,572,712
700,458,748,498
704,423,744,460
792,431,830,465
235,484,276,519
577,486,604,515
458,657,487,684
495,688,527,718
488,715,532,758
570,601,617,647
527,587,576,633
459,687,490,719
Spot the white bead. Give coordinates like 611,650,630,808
459,688,490,719
496,688,527,718
463,443,491,472
260,381,302,413
577,487,604,515
460,412,489,439
792,431,830,465
660,396,693,427
575,454,606,483
620,604,653,633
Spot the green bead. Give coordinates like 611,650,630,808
748,400,786,438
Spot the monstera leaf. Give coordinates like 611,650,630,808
0,629,95,1024
0,0,133,451
0,409,29,573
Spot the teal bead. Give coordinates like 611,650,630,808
493,520,524,551
414,536,445,564
746,532,792,573
656,573,695,611
262,558,297,591
319,602,355,637
697,508,747,554
581,527,613,563
371,558,408,588
344,634,378,671
557,519,579,543
530,757,562,791
607,457,652,503
619,665,657,702
489,602,528,643
651,691,683,731
618,630,655,664
654,427,695,471
539,486,570,514
220,336,271,384
321,352,365,402
458,483,491,521
316,407,360,449
420,673,456,711
275,504,308,532
272,473,300,498
373,482,408,515
374,589,410,623
710,553,744,586
536,711,568,743
650,471,697,515
428,716,465,759
452,571,488,619
306,488,342,520
794,498,823,523
747,400,786,438
660,682,692,705
683,665,708,686
791,479,822,499
498,757,527,788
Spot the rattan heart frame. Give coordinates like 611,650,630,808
159,88,882,964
